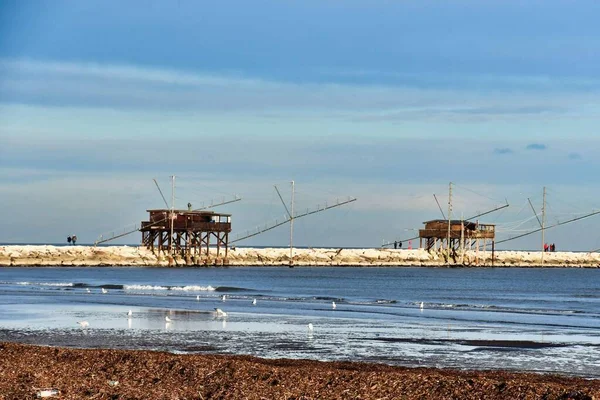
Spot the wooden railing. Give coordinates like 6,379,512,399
141,221,231,232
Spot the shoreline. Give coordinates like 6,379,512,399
1,245,599,267
0,342,598,399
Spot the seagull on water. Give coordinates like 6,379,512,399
332,301,337,310
420,302,424,310
252,299,257,305
101,288,108,294
165,316,172,323
214,308,227,317
196,295,200,301
222,295,227,302
86,288,91,293
127,310,133,318
307,323,314,332
77,321,89,328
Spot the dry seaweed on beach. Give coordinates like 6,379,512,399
0,342,598,399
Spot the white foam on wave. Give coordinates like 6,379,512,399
171,285,215,292
124,284,215,291
16,281,73,287
125,285,169,290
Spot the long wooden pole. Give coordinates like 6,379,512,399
170,175,175,256
446,182,452,264
460,216,464,265
290,180,295,265
541,186,546,265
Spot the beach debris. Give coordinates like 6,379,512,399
77,321,89,328
36,388,59,398
1,341,595,399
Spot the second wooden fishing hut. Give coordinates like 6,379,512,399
418,219,496,262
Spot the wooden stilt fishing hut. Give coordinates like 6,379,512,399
419,219,496,263
141,209,231,265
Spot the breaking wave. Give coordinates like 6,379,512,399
15,281,73,287
124,285,216,292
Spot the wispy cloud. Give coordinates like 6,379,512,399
525,143,547,151
0,59,271,88
494,148,513,155
316,67,600,92
1,58,599,126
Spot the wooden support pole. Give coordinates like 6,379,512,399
217,232,221,259
206,232,210,259
186,231,191,265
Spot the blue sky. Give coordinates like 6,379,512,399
1,1,599,250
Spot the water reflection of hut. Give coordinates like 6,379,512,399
141,209,231,265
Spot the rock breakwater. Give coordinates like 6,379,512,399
1,245,599,267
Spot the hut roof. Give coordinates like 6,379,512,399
146,209,231,217
422,219,495,226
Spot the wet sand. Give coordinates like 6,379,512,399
0,342,598,399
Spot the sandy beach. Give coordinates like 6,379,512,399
0,341,598,399
1,245,599,267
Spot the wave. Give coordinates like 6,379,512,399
124,285,215,292
5,281,220,292
214,286,255,292
574,294,600,299
371,337,569,349
15,281,73,287
420,302,588,317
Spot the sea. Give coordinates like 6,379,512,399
0,266,598,377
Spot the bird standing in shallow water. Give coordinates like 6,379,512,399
214,308,227,317
165,316,172,322
308,323,314,331
127,310,132,318
252,299,257,305
420,302,424,310
332,301,337,310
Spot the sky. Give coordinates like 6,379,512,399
1,0,600,250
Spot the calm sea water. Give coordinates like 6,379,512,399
0,266,598,377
